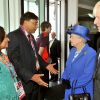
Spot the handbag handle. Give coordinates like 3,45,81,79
71,80,87,94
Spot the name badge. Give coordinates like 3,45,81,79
14,81,26,100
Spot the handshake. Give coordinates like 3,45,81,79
45,79,71,100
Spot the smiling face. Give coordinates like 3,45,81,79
69,34,82,47
51,32,56,39
0,27,9,50
24,19,38,33
0,35,9,49
20,12,39,34
93,2,100,32
45,26,52,33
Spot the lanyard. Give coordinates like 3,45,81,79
0,52,17,79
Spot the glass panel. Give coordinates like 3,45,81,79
49,3,55,31
57,1,60,40
24,0,28,12
49,0,61,40
29,2,38,16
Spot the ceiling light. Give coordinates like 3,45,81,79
88,13,94,18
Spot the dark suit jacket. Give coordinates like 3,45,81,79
50,39,61,62
94,49,100,100
7,28,48,94
97,37,100,51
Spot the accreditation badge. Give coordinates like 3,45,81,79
14,81,26,100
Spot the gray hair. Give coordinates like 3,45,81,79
93,1,100,16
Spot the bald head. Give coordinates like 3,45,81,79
93,1,100,32
51,32,56,39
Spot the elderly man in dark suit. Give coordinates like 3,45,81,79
7,12,58,100
93,1,100,100
49,32,61,82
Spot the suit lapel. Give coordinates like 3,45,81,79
19,28,34,50
94,49,100,79
97,49,100,61
96,49,100,67
51,39,56,49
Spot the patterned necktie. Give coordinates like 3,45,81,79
28,34,35,51
28,34,40,69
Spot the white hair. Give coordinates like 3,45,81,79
93,1,100,16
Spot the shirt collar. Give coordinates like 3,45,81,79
20,26,29,39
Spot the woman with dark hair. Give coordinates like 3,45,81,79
0,26,22,100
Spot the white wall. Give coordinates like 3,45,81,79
0,0,21,33
67,0,78,56
0,0,21,54
9,0,21,31
0,0,8,28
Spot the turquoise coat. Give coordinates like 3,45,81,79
0,62,19,100
62,44,96,100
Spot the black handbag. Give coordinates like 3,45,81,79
69,80,91,100
69,93,91,100
45,79,71,100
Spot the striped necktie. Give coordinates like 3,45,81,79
28,34,35,51
28,34,40,69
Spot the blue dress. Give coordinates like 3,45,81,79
62,44,96,100
0,61,19,100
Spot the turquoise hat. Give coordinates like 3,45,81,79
66,25,90,40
